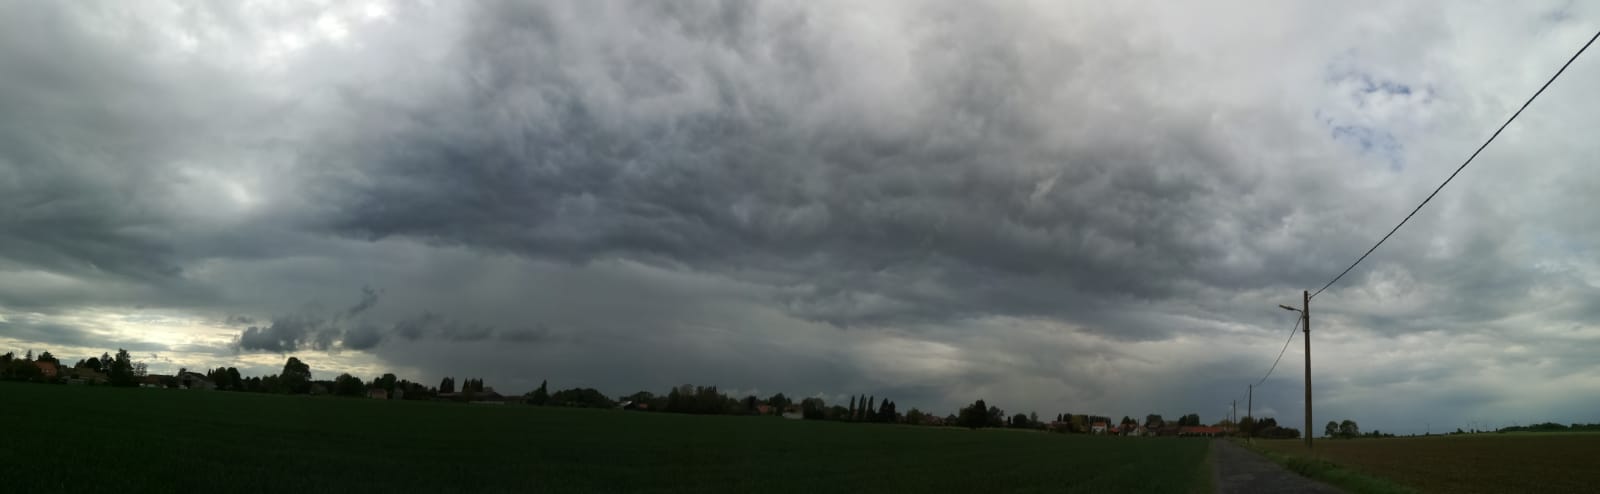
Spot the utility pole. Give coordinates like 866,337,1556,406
1232,400,1237,434
1303,289,1312,450
1247,384,1253,441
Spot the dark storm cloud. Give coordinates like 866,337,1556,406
385,312,497,343
300,0,1318,341
237,315,331,353
346,286,381,317
340,324,386,351
498,326,551,343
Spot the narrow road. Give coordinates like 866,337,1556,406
1212,440,1344,494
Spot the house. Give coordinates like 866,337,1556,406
368,388,388,399
34,361,58,379
140,375,169,388
67,369,108,385
756,404,773,415
1091,421,1109,434
1129,425,1148,437
1178,426,1224,437
177,371,215,390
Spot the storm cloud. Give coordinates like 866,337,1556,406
3,0,1600,433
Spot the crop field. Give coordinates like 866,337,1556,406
1253,434,1600,493
0,382,1211,493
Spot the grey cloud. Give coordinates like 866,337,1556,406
498,326,551,343
223,315,256,327
340,324,386,351
346,286,381,317
387,312,496,343
0,319,168,354
237,315,328,354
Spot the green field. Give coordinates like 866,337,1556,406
1253,434,1600,493
0,382,1211,493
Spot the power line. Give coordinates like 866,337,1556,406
1255,316,1301,387
1311,28,1600,300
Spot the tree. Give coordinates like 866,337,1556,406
280,357,311,394
226,367,243,390
848,395,857,420
765,393,790,414
1325,421,1340,438
961,400,990,429
106,349,136,387
1009,413,1031,428
1145,414,1165,428
6,358,42,381
905,408,927,425
1339,419,1359,438
83,357,102,372
549,388,615,408
439,377,456,394
334,373,365,397
743,395,760,413
527,380,550,406
378,373,398,394
1177,414,1201,427
801,397,827,420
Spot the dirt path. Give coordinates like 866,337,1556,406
1212,440,1344,494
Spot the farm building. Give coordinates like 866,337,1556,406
34,361,58,379
1178,426,1224,437
367,388,388,399
177,371,215,390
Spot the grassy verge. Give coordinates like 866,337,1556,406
1188,442,1216,494
1233,440,1417,494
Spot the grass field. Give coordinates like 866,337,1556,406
1253,434,1600,493
0,382,1211,493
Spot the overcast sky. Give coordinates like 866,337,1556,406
3,0,1598,434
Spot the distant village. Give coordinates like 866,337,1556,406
4,349,1308,438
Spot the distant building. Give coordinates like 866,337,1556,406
34,361,58,379
1178,426,1224,437
367,388,388,399
67,369,107,385
1091,421,1109,434
177,371,215,390
756,404,773,415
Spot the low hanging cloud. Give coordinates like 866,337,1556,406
233,288,520,353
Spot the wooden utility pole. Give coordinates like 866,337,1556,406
1232,400,1237,434
1247,384,1253,441
1303,289,1313,450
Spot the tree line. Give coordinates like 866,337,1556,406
0,348,1370,438
2,349,145,387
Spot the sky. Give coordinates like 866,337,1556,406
2,0,1598,435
